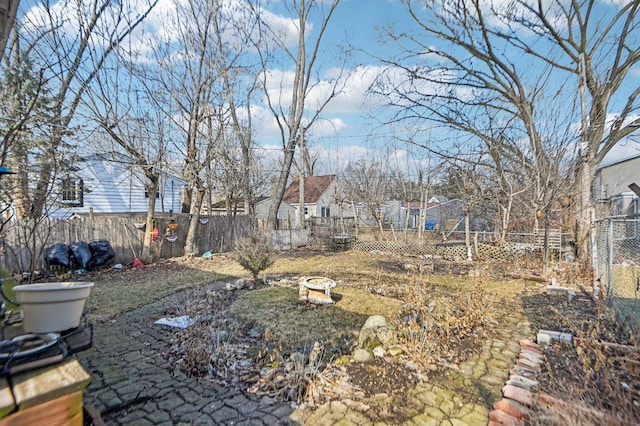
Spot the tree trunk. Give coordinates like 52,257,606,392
141,178,159,263
464,210,471,247
350,199,359,239
184,187,206,257
10,143,28,220
181,182,192,213
573,155,594,265
266,149,295,230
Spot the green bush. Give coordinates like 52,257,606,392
234,232,275,281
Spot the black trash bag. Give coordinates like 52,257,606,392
69,241,91,269
88,240,116,269
44,243,71,267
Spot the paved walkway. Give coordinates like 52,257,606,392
77,292,534,425
76,296,295,425
290,317,533,425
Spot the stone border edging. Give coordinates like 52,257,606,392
488,338,542,425
489,337,629,426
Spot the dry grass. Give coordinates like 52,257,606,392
7,248,635,423
47,256,246,322
229,285,403,356
59,251,409,323
394,278,497,367
155,251,523,409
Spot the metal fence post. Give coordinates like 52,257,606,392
607,218,614,300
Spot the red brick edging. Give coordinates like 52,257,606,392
489,338,627,426
488,339,541,425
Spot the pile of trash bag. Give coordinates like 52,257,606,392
44,240,116,271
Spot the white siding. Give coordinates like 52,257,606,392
596,156,640,200
50,158,184,219
254,198,296,220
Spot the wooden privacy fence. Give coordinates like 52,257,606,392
1,214,251,273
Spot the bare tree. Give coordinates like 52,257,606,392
145,0,230,257
97,119,170,262
2,0,157,220
77,32,177,263
211,1,262,223
520,0,640,261
388,166,417,233
440,154,490,257
343,159,390,234
251,0,346,230
0,0,156,274
375,0,639,263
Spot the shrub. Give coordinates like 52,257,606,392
234,232,275,281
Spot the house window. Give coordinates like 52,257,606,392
613,197,636,217
144,189,160,199
60,178,83,207
321,206,330,217
613,196,638,240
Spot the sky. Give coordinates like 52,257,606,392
15,0,640,173
282,0,638,169
233,0,640,170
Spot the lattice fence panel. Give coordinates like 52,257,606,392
534,228,562,250
475,243,526,262
307,235,333,250
351,241,438,256
307,235,528,262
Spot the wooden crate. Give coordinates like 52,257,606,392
0,359,90,425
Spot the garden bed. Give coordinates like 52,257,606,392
56,250,638,423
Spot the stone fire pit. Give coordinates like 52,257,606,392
299,276,336,305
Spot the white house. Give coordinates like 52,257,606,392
594,154,640,217
50,155,185,219
281,175,354,227
254,198,297,223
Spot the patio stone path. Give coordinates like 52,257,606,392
77,290,534,425
290,318,532,425
76,295,295,425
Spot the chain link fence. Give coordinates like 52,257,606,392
595,217,640,337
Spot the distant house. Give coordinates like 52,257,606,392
384,196,464,231
204,198,247,216
594,154,640,218
281,175,352,227
49,155,185,219
254,198,296,223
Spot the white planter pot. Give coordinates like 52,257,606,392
13,282,94,333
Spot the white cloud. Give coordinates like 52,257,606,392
314,143,372,174
260,7,302,48
115,0,302,63
307,117,348,137
598,0,630,6
323,65,384,113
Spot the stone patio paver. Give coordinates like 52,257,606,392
77,295,295,425
77,289,534,425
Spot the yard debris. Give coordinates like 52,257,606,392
537,329,573,346
226,279,250,291
155,315,197,329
